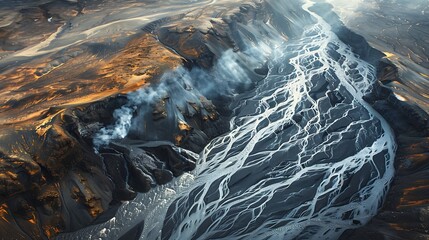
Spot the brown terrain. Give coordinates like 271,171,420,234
0,0,267,238
0,0,428,239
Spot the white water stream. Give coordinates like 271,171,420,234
159,1,395,239
58,0,396,239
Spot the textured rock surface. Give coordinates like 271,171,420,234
0,0,266,238
1,0,428,239
341,61,429,240
333,1,429,239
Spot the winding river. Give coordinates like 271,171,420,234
58,0,396,239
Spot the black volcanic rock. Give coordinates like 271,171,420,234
6,0,428,239
118,219,145,240
0,0,274,238
101,152,136,201
157,26,216,69
142,144,197,177
341,60,429,240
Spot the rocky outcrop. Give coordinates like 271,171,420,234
0,1,269,238
2,1,427,239
309,3,429,239
341,60,429,240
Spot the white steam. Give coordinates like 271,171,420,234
93,87,160,147
93,45,276,148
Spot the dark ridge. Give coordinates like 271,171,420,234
142,14,186,33
118,220,145,240
341,59,429,240
309,2,385,65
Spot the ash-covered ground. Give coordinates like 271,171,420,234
0,0,428,239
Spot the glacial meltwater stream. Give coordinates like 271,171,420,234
59,0,396,239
